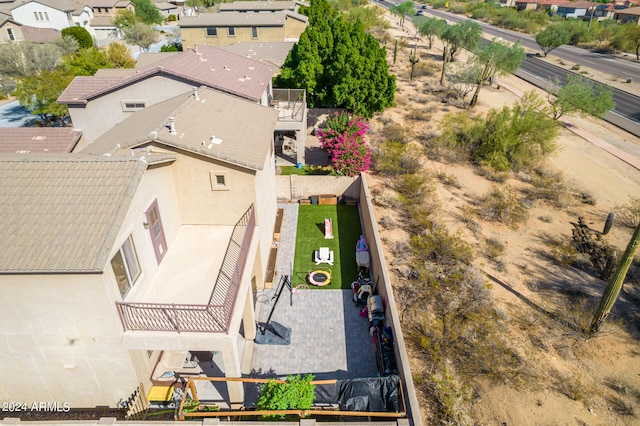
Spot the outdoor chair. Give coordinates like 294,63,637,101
314,247,334,265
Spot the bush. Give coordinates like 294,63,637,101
373,140,422,176
410,226,474,266
477,186,529,228
257,374,315,418
615,196,640,229
61,27,93,49
167,14,177,22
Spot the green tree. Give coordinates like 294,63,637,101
416,16,447,50
257,374,315,418
610,23,640,60
447,62,481,100
107,42,136,68
160,40,183,52
123,21,160,52
113,9,137,29
469,39,525,108
548,74,616,120
535,23,571,57
61,48,112,76
61,27,93,49
390,1,415,30
130,0,163,24
439,20,482,86
14,69,74,124
277,0,395,118
0,39,77,77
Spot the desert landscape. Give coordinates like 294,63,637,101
366,11,640,425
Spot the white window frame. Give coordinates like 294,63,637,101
111,235,141,299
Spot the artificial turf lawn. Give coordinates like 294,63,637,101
292,205,362,290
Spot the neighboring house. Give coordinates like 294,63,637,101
0,11,24,41
153,1,177,18
497,0,517,7
86,0,134,40
555,1,593,18
219,0,297,13
58,45,308,165
57,45,277,147
515,0,563,12
615,5,640,23
592,3,629,20
0,87,279,406
0,127,81,152
180,10,308,48
10,0,95,36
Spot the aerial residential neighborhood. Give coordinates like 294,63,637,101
1,0,640,424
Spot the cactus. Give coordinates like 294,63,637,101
589,221,640,335
393,40,398,65
603,212,615,235
409,48,420,81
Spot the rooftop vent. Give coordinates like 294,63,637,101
169,117,176,135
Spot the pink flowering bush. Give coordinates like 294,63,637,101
316,112,371,177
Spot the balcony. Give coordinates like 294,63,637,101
271,88,306,122
116,205,255,333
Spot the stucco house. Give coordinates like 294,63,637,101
179,10,308,48
58,45,308,165
86,0,134,40
10,0,95,36
0,11,23,40
0,86,279,407
219,0,298,13
554,1,594,18
615,5,640,23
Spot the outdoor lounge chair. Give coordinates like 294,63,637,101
314,247,334,265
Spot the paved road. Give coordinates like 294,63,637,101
422,7,640,82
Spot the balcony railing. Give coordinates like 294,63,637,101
272,88,306,122
116,204,256,333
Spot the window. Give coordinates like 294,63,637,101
44,11,49,21
206,26,217,36
251,26,258,38
111,235,141,298
34,12,39,21
210,171,229,191
228,26,235,36
6,28,14,41
121,100,147,111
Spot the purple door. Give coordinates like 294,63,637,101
145,199,167,263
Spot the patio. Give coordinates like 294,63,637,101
245,203,379,402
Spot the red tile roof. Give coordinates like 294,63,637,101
58,45,276,105
0,128,81,153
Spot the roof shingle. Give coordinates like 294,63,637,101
0,128,81,153
0,155,149,273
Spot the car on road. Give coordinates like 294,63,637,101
416,10,424,15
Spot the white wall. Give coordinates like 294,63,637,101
11,3,70,31
0,273,140,407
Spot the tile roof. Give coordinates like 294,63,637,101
221,41,295,68
82,86,279,171
0,155,149,273
134,52,180,68
12,0,83,12
0,128,81,153
21,25,62,42
85,0,120,6
617,5,640,14
557,1,593,8
219,0,295,11
58,45,276,105
180,11,286,27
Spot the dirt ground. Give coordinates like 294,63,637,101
369,12,640,426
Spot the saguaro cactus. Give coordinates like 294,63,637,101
589,221,640,335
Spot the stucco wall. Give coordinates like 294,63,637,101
181,25,284,49
284,16,306,40
358,174,422,426
253,146,277,281
0,273,140,407
69,76,194,148
0,21,24,42
275,175,360,201
11,3,70,30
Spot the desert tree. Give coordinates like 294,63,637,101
130,0,163,24
107,42,136,68
390,1,415,30
535,23,571,57
610,23,640,60
14,69,74,124
547,74,615,120
123,21,160,52
439,20,482,86
447,62,481,100
0,38,77,78
469,39,525,108
61,48,112,76
416,16,447,50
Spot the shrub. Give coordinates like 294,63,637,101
167,14,177,22
477,186,529,228
410,226,474,266
615,196,640,229
372,140,422,176
317,112,371,176
61,27,93,49
257,374,315,418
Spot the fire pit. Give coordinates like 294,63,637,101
307,269,331,286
